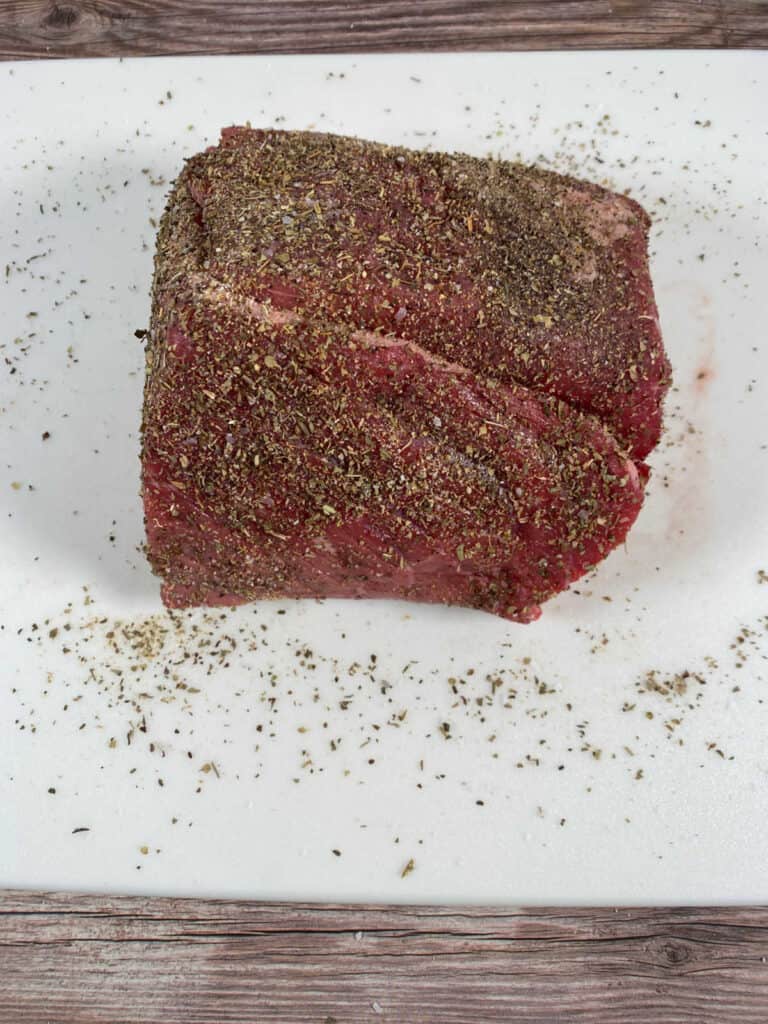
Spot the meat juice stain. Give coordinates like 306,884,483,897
690,289,717,399
658,282,715,549
694,364,715,395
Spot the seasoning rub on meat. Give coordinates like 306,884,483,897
141,128,670,622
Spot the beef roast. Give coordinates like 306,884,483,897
141,129,669,623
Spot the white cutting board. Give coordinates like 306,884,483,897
1,52,766,904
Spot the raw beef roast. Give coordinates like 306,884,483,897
141,129,669,622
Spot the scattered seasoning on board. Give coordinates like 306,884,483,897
9,581,762,873
4,83,764,874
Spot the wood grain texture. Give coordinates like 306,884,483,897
1,0,767,60
2,892,768,1023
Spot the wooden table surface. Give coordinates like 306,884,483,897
3,2,768,1021
1,0,767,58
4,891,768,1023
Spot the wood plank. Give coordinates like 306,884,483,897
722,0,768,44
2,891,768,1022
1,0,767,61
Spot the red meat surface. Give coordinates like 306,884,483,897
141,129,669,622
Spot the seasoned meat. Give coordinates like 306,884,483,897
141,129,668,622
